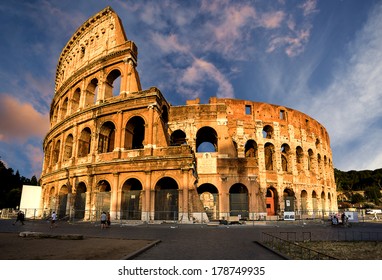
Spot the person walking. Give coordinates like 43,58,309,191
100,211,107,229
50,211,57,228
106,212,111,228
13,211,25,225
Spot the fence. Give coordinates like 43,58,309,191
261,229,382,260
0,208,378,225
261,232,337,260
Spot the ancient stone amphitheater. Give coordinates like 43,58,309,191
40,7,338,223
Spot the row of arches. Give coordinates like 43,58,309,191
52,69,122,124
48,178,252,221
46,176,335,221
45,116,145,168
265,187,334,216
170,126,332,174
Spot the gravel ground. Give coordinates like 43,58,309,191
0,232,156,260
300,241,382,260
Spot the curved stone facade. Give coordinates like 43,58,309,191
40,7,338,222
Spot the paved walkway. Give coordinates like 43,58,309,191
1,219,382,260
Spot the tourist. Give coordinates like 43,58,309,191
50,211,57,228
13,211,25,225
106,212,111,227
100,211,107,229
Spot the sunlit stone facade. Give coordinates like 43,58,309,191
40,7,337,223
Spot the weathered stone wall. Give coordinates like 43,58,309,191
40,7,337,223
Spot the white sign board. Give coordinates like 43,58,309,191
284,211,295,221
20,185,41,217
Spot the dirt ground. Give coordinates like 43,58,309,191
1,232,382,260
300,241,382,260
0,232,157,260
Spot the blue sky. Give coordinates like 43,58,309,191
1,0,382,178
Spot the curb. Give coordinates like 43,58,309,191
253,241,289,260
19,231,84,240
122,239,162,260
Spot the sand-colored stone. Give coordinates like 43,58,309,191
40,7,337,224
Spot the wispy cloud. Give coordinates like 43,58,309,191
266,0,317,57
179,58,234,99
307,3,382,170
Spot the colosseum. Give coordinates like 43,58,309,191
40,7,338,223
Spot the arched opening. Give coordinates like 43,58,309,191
44,141,52,169
262,125,273,139
85,78,98,106
229,184,249,218
98,121,116,153
281,144,290,172
125,116,145,149
78,127,92,157
72,88,81,111
105,69,121,98
318,153,323,176
308,149,314,171
266,186,278,216
283,188,295,212
58,185,69,218
264,142,275,171
63,134,73,161
170,129,187,146
196,126,218,152
296,146,304,172
321,191,326,213
301,190,308,214
155,177,178,220
197,183,219,220
74,182,87,219
52,140,61,164
312,191,318,214
48,187,56,211
52,105,59,124
95,180,111,217
245,140,257,161
61,97,68,118
121,178,143,220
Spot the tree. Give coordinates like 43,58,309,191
364,186,382,205
351,193,364,204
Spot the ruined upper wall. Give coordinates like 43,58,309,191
55,6,136,94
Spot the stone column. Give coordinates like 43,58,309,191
114,111,123,152
111,173,119,220
179,169,190,223
142,171,152,222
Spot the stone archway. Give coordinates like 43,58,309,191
95,180,111,218
266,186,278,216
229,183,249,218
74,182,87,219
301,190,308,214
283,188,295,212
58,185,69,218
121,178,143,220
197,183,219,220
154,177,178,220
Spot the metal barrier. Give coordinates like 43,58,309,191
261,232,337,260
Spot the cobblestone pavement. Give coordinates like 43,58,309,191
1,219,382,260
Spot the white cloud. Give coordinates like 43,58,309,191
299,0,319,16
150,33,190,54
306,3,382,170
179,58,234,98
